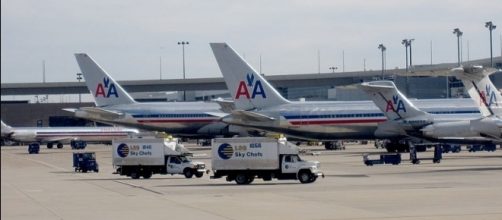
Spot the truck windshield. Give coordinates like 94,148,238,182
180,156,191,163
293,155,303,162
285,155,303,162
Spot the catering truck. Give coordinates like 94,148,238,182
112,137,207,179
211,137,324,184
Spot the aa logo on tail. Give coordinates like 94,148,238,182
385,95,406,113
235,73,266,99
95,77,118,98
479,85,499,107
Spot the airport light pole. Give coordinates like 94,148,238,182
378,44,386,79
485,21,497,67
329,66,338,73
76,73,83,103
401,39,415,71
408,39,414,68
177,41,189,101
401,39,409,71
453,28,463,66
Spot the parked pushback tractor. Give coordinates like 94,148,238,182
211,137,324,184
112,137,207,179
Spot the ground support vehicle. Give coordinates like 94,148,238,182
363,153,401,166
441,144,461,153
324,140,345,150
112,137,207,179
408,144,442,164
71,140,87,149
73,152,99,172
28,143,40,154
211,137,324,185
467,144,497,152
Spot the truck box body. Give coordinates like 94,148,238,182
212,137,297,170
113,138,185,166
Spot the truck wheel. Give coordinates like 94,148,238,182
262,174,272,181
130,172,140,179
57,143,63,149
235,173,250,185
195,172,204,178
246,176,255,184
299,171,312,184
47,143,53,149
309,175,317,183
184,168,194,178
142,172,152,179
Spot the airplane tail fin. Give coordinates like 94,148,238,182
210,43,290,110
74,53,136,107
359,81,429,121
451,66,502,117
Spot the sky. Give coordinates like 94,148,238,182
1,0,501,84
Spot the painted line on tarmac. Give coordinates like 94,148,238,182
113,180,164,195
3,181,65,219
4,151,68,172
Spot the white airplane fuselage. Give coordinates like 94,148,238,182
4,126,138,144
223,99,480,140
75,102,234,137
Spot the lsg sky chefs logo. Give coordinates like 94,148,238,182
117,143,129,158
217,143,234,160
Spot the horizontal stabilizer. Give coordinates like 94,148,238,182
211,98,236,113
230,110,275,122
62,108,77,113
74,107,124,120
204,111,229,118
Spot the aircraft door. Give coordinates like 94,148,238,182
166,156,183,173
281,155,300,173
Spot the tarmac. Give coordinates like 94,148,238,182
2,143,502,220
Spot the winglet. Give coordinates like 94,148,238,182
359,81,428,121
74,53,136,107
210,43,290,110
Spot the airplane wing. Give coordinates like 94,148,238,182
230,110,275,122
211,98,236,113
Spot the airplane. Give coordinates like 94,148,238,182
1,120,139,148
67,53,239,138
210,42,482,151
450,66,502,141
359,80,498,146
